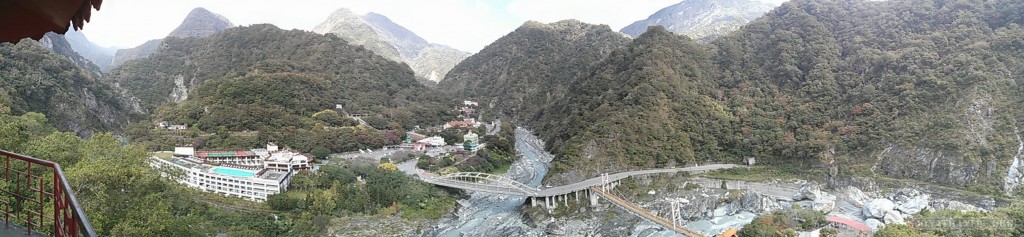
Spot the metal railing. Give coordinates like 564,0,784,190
0,150,95,237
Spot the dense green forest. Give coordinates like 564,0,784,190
110,24,456,152
439,0,1024,194
0,40,132,136
440,20,630,119
533,26,730,173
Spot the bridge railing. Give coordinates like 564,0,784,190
0,150,95,237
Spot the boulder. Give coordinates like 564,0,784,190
863,199,896,219
865,218,885,231
812,193,837,213
896,194,929,215
891,189,922,202
882,209,905,225
836,186,870,207
793,181,823,201
731,192,782,214
712,207,728,217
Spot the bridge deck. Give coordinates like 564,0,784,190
418,164,742,197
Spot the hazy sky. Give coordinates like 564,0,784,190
81,0,786,53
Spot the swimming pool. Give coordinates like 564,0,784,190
213,167,256,177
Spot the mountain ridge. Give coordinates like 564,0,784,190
64,31,117,71
314,9,470,84
111,8,234,68
441,19,630,120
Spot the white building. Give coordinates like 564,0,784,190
463,100,478,106
174,145,195,157
419,136,447,147
150,157,291,202
150,143,310,202
264,149,311,172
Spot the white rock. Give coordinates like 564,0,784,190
836,186,870,207
712,207,728,217
648,190,656,195
793,181,823,201
896,194,929,215
812,193,837,213
883,209,905,225
863,199,896,219
865,218,885,231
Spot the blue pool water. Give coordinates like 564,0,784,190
213,167,255,177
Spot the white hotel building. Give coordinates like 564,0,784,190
150,143,312,201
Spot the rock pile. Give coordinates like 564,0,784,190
792,181,836,213
859,188,933,231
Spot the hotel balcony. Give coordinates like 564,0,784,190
0,150,95,237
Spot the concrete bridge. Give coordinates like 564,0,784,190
412,164,741,237
416,164,740,198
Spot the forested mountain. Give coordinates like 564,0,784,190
111,8,234,68
620,0,775,41
440,20,630,119
109,24,453,151
314,9,470,83
0,39,132,136
533,27,730,177
64,30,117,71
513,0,1024,195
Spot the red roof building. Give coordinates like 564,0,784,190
827,216,871,233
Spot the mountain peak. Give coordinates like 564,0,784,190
313,8,469,83
323,8,360,22
168,7,235,38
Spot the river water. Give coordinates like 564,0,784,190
424,127,551,236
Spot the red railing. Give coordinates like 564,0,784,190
0,150,95,237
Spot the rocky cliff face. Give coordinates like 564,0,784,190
620,0,775,41
110,8,234,68
314,9,469,84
